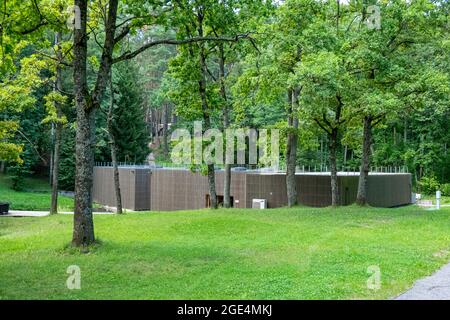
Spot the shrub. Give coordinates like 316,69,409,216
9,165,31,191
417,176,440,195
441,183,450,196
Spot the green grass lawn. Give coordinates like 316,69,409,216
0,174,74,211
420,194,450,204
1,205,450,299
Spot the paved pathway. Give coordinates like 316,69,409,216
1,210,115,217
395,262,450,300
418,204,450,208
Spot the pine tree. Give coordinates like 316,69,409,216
111,62,149,164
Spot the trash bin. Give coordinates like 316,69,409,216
0,202,9,215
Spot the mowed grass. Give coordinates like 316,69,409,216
1,205,450,300
421,194,450,204
0,174,74,211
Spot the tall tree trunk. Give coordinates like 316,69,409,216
286,89,299,207
197,12,217,209
162,103,169,157
72,0,95,246
73,99,96,245
356,115,372,206
50,123,62,213
218,44,231,208
320,137,324,169
72,0,118,246
223,165,231,208
329,94,344,207
108,78,123,214
110,139,122,214
330,128,339,206
50,31,63,215
49,126,53,185
343,145,347,168
393,126,397,145
172,113,177,125
403,118,407,144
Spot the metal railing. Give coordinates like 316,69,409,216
94,162,409,174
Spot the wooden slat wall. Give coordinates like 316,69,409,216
92,167,151,210
93,167,412,211
150,169,247,211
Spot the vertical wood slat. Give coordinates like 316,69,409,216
94,167,412,211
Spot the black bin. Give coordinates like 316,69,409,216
0,202,9,215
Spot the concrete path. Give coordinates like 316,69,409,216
418,204,450,208
395,262,450,300
1,210,115,217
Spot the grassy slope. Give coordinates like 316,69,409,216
1,205,450,300
0,174,74,211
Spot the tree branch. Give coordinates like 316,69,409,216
35,50,73,67
112,33,254,64
114,25,130,44
15,0,48,35
314,118,332,136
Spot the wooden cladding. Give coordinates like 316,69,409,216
93,167,412,211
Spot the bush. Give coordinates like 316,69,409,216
441,183,450,196
417,176,440,195
8,165,31,191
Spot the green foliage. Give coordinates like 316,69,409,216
1,0,449,191
42,91,68,125
99,61,149,163
8,165,31,192
417,176,440,195
0,121,23,164
8,147,36,191
441,184,450,197
0,55,46,163
58,125,76,191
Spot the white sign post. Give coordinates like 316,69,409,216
436,190,441,210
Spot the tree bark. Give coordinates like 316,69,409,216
110,139,122,214
328,93,344,207
49,127,53,185
356,115,372,206
50,123,62,213
162,103,169,157
72,0,95,246
218,44,231,208
330,127,339,206
72,97,96,246
320,137,324,169
108,78,123,214
343,145,347,168
223,164,231,208
50,31,63,215
286,88,299,207
197,11,217,209
72,0,118,246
